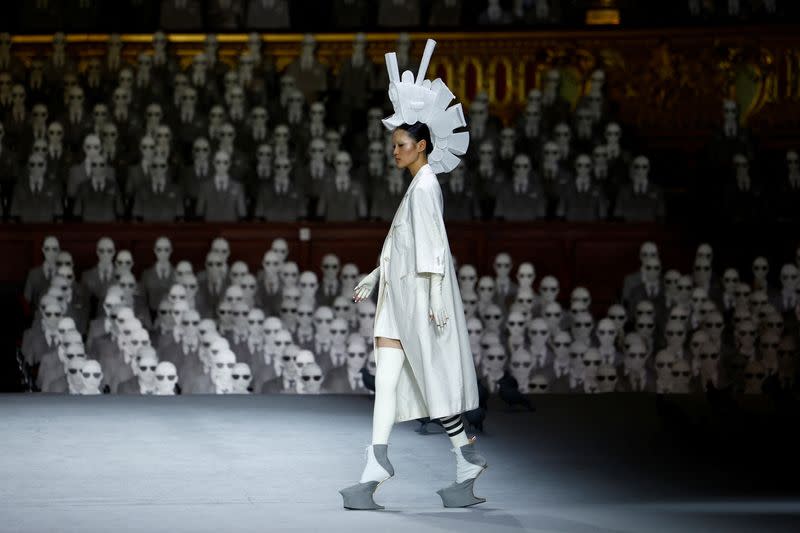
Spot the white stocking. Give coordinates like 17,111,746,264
370,345,405,445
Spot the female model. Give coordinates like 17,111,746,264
338,121,487,510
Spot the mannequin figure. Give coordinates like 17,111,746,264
316,151,367,221
10,153,63,222
196,151,246,221
494,154,545,221
335,33,375,126
284,34,328,104
72,155,121,221
614,156,665,222
152,362,178,395
254,156,306,221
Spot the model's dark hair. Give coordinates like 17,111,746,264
397,122,433,156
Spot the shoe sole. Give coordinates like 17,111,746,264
341,476,393,511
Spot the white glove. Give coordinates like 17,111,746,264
428,273,448,330
353,267,380,303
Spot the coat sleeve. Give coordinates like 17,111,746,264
410,182,447,276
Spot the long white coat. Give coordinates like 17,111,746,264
374,163,479,422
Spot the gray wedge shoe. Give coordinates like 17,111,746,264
340,444,394,510
437,440,488,508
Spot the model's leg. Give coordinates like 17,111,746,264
370,339,405,445
340,337,404,510
436,412,489,508
439,414,469,448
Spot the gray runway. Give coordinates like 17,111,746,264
0,394,797,533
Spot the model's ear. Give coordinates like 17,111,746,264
416,138,427,154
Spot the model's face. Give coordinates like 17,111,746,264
392,128,425,170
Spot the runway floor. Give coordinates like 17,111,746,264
0,393,798,533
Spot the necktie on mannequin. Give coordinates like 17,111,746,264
351,373,362,390
647,283,658,297
737,175,750,192
197,161,207,177
311,161,324,179
514,180,525,194
336,177,347,192
215,177,226,191
325,282,336,296
784,291,796,310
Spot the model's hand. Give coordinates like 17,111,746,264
353,268,380,303
428,273,448,331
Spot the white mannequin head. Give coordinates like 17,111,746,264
493,253,512,279
458,265,478,292
570,311,594,344
623,336,648,375
298,271,319,301
539,275,559,304
509,348,533,387
232,362,252,393
540,300,561,333
595,318,617,349
340,263,360,294
300,363,324,394
527,318,550,349
357,300,376,336
154,362,178,395
570,286,591,314
654,349,677,383
483,343,507,374
320,254,340,282
210,348,236,392
505,311,526,338
606,304,627,334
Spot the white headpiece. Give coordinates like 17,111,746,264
382,39,469,174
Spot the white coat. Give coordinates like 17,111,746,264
374,163,479,422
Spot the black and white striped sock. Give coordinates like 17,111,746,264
440,415,464,437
